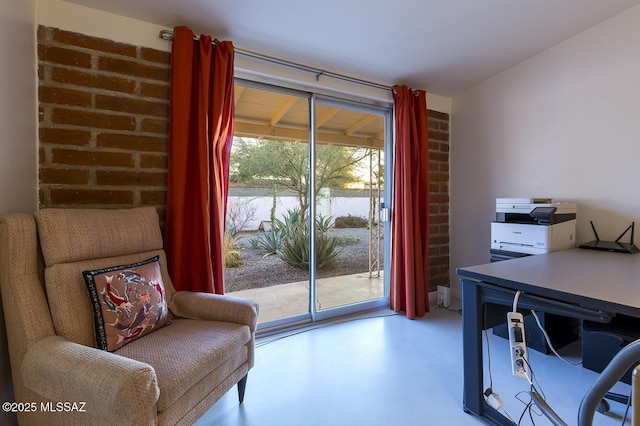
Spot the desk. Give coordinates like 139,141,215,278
457,249,640,425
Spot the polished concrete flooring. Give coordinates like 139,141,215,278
195,303,632,425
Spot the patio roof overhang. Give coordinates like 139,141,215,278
234,85,385,149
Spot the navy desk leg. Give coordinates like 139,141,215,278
461,279,514,425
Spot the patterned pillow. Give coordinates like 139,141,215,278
82,256,170,351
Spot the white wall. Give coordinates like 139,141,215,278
0,1,37,421
228,193,371,232
450,5,640,295
1,0,37,216
40,0,451,114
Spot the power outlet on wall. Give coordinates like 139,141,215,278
437,285,451,307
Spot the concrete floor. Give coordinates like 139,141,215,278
228,272,385,324
195,306,632,425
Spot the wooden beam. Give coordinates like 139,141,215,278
234,86,245,107
315,107,339,128
345,114,377,136
234,121,383,149
269,96,298,127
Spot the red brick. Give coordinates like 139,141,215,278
52,148,134,168
37,25,49,41
95,94,168,117
140,153,168,169
52,108,136,131
39,128,91,146
141,190,167,204
50,189,134,205
52,29,137,57
140,82,170,100
141,118,168,134
52,67,135,94
428,110,449,121
97,133,167,152
430,152,448,163
39,86,92,107
430,194,449,204
140,48,171,65
429,130,449,142
430,172,448,182
38,45,92,68
98,57,170,81
39,167,90,184
96,170,166,186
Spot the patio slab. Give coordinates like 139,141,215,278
229,272,384,323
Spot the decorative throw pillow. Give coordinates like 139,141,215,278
82,256,170,351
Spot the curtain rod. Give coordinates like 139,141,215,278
159,29,393,92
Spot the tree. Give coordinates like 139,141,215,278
230,137,368,219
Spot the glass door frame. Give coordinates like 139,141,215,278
233,78,392,331
310,94,392,323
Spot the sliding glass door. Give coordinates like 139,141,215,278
225,80,391,327
312,97,389,320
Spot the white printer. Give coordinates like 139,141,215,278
491,198,577,260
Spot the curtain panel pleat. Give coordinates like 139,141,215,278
390,85,430,319
165,26,235,294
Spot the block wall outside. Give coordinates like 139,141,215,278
36,26,450,289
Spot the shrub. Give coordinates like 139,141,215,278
250,208,340,269
278,226,340,269
254,228,283,256
334,214,368,228
316,214,332,233
273,207,302,239
223,233,242,267
225,250,242,268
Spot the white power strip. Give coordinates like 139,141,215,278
507,312,528,379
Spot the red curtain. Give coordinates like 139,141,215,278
164,26,235,294
390,85,430,319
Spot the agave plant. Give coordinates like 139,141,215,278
254,227,284,257
278,224,340,269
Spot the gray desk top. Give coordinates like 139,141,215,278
457,249,640,312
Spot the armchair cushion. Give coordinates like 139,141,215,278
82,256,170,351
115,318,250,412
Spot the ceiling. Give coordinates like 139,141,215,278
65,0,640,96
234,85,385,149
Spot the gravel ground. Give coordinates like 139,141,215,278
224,228,378,292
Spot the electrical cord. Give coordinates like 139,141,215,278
482,310,517,423
513,290,523,313
530,310,581,366
436,303,462,315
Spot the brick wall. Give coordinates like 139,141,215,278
428,110,450,289
37,26,171,220
36,25,449,289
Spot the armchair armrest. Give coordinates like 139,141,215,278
170,291,259,332
22,336,159,424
